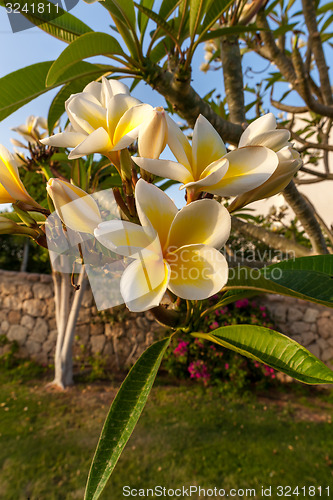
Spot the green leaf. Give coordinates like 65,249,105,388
317,1,333,14
199,0,234,35
189,0,207,39
84,336,171,500
0,61,53,121
221,255,333,309
102,0,139,57
0,0,92,43
194,325,333,384
46,32,126,86
135,2,180,44
111,0,137,32
159,0,180,18
0,60,111,122
268,254,333,275
138,0,155,38
199,25,260,43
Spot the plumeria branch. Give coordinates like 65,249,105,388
231,215,312,257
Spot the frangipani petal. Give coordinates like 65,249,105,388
120,256,170,312
192,114,227,178
138,107,167,159
229,147,302,211
243,130,291,151
135,179,178,249
41,131,87,148
113,103,152,149
168,244,228,300
0,145,37,205
132,157,193,184
239,113,276,147
68,94,107,132
101,76,129,103
107,94,142,144
68,127,112,159
181,158,229,192
167,199,231,250
47,178,102,234
165,114,192,169
94,219,160,259
205,146,279,197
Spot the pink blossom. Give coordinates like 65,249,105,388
235,298,249,308
174,340,189,357
188,360,210,384
225,363,229,370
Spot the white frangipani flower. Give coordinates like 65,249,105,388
0,145,39,206
11,115,48,145
133,114,279,198
47,178,102,234
41,77,152,160
94,179,231,312
229,114,302,210
238,113,291,151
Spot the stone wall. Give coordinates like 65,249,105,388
258,294,333,367
0,270,165,370
0,270,332,369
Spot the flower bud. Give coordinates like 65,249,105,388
229,146,302,211
138,107,167,159
46,178,102,234
0,215,40,238
0,145,39,206
0,215,19,233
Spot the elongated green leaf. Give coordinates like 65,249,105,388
224,255,333,308
159,0,180,18
84,336,171,500
199,25,260,43
0,61,54,121
189,0,206,38
46,32,126,86
317,1,333,14
138,0,155,38
0,60,111,121
0,0,92,43
135,2,179,44
112,0,137,31
194,325,333,384
269,254,333,274
103,0,139,57
199,0,234,34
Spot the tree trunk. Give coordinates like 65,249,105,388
51,264,87,389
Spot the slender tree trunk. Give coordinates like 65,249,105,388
60,269,88,387
20,240,30,272
51,263,87,388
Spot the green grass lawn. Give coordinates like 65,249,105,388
0,366,333,500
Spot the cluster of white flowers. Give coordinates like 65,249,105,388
0,77,302,312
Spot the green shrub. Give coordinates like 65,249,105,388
163,297,278,395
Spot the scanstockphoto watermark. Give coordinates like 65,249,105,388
123,485,257,497
4,0,79,33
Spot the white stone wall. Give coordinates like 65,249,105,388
0,270,165,370
258,294,333,367
0,270,332,369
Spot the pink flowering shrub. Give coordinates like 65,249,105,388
163,296,278,393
